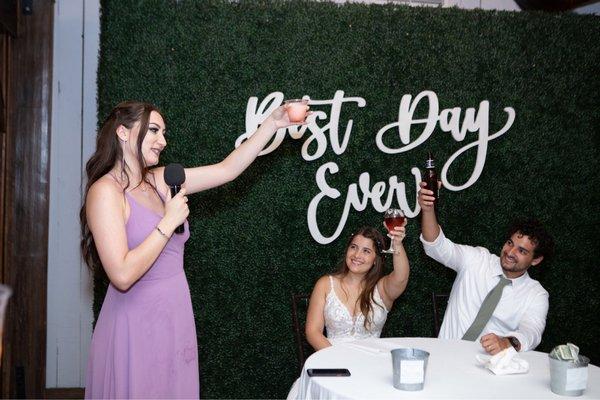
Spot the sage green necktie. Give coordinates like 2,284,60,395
462,276,512,341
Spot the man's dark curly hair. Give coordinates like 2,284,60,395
506,218,555,260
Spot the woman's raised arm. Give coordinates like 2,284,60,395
176,106,301,194
378,225,410,309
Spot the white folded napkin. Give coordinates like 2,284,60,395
343,339,398,355
475,347,529,375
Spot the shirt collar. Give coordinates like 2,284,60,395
507,271,530,288
491,257,529,288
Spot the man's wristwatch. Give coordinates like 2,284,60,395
508,336,521,351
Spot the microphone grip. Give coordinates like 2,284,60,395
169,184,185,234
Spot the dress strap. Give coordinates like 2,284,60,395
327,275,338,297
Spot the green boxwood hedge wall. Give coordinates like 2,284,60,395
96,1,599,398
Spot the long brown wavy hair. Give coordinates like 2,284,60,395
80,101,163,273
333,226,387,330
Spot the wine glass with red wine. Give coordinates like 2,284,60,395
383,208,405,254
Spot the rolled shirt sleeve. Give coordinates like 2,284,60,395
505,290,549,351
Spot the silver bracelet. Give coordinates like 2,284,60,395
156,226,169,239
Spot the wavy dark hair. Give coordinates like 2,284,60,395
506,218,555,260
333,226,387,330
80,101,163,273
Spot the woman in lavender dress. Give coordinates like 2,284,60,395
81,101,303,398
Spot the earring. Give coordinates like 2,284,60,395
117,124,129,143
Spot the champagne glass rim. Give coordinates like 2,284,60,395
384,208,404,214
284,98,308,104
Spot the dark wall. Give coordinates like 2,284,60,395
1,0,53,397
96,1,599,398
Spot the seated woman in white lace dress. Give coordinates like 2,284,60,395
306,224,409,349
287,225,409,399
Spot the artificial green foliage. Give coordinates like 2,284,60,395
96,1,599,398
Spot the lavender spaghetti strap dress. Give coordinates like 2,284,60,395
85,192,199,399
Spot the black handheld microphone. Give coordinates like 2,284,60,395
164,163,186,234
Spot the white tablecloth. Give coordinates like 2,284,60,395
297,337,600,399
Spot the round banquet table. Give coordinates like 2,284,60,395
296,337,600,399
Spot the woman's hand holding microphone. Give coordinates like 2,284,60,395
157,188,189,238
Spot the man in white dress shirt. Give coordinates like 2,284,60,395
418,182,555,355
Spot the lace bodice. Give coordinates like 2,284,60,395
324,275,389,344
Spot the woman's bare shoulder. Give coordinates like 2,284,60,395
87,174,124,202
313,274,333,292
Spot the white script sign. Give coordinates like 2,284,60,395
236,90,515,244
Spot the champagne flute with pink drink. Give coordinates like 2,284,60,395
383,208,405,254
